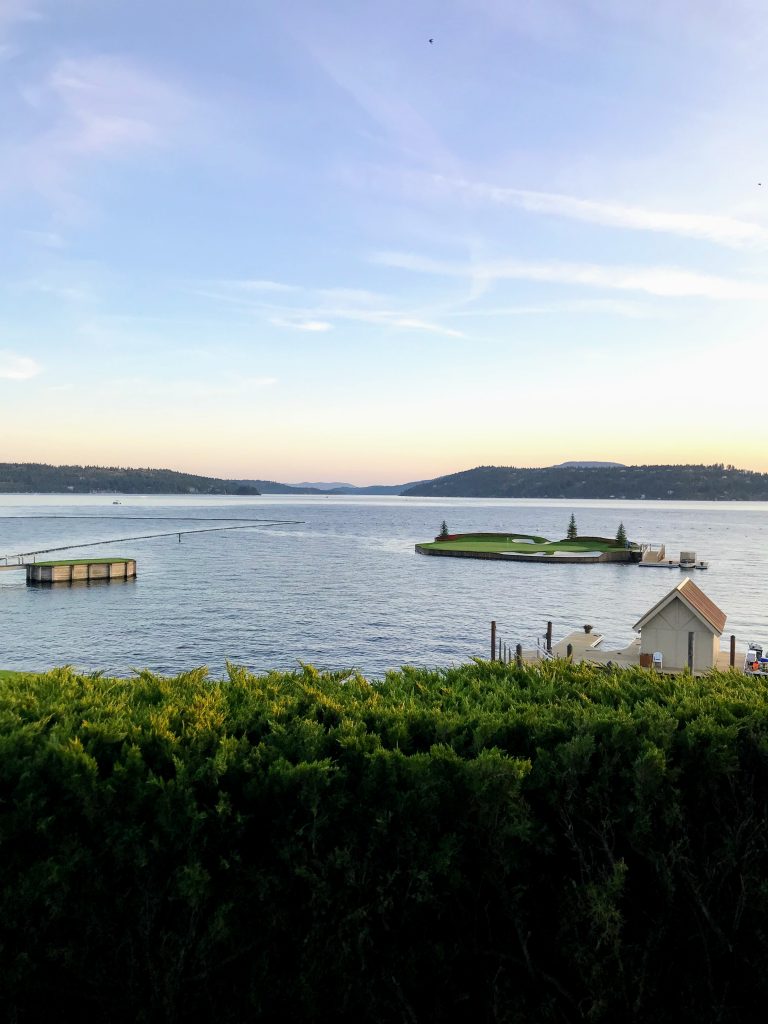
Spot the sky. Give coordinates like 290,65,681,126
2,0,768,484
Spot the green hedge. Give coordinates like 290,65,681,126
1,662,768,1022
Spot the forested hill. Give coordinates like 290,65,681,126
403,463,768,500
6,460,768,499
0,463,276,495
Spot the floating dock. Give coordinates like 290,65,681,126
639,544,708,569
26,558,137,585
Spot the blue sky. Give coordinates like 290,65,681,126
2,0,768,483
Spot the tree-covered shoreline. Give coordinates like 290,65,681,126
0,462,266,494
405,462,768,500
2,661,767,1022
4,461,768,500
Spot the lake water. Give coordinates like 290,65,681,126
1,495,767,677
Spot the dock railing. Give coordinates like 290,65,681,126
640,542,666,564
489,620,553,665
536,638,554,661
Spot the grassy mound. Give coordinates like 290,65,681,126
32,557,134,566
419,531,623,554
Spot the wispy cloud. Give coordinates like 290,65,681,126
430,175,768,249
373,251,768,301
41,55,191,156
4,55,194,215
464,0,768,53
389,316,464,336
206,278,466,338
19,279,94,302
448,298,653,319
8,263,106,305
0,0,39,61
228,279,299,293
0,349,41,379
271,317,333,332
314,287,383,305
0,0,41,37
307,40,454,167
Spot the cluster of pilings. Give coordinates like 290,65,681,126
490,619,526,666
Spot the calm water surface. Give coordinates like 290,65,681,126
1,495,767,677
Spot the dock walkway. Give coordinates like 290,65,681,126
513,631,741,675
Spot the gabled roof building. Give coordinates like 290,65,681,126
633,578,726,672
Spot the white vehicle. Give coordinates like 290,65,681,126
744,643,768,677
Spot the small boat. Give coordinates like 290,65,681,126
745,643,768,677
112,500,121,505
678,551,708,570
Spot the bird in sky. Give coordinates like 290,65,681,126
429,37,434,44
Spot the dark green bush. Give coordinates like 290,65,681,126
1,661,767,1022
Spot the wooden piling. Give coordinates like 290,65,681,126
491,621,496,661
546,621,553,653
566,643,573,660
515,644,522,667
730,635,736,668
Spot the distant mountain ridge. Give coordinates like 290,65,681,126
403,464,768,500
293,481,354,491
4,461,768,501
327,480,428,495
0,463,417,496
0,463,422,497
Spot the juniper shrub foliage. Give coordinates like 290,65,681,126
1,662,768,1023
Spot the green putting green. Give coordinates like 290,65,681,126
32,557,134,567
417,532,625,555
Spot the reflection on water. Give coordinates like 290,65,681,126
1,494,767,677
26,577,137,589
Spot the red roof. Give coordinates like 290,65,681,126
634,578,727,634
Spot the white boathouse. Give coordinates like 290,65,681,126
633,578,726,672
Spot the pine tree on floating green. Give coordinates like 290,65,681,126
440,520,449,538
616,522,628,546
567,514,577,540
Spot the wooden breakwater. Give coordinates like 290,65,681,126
26,558,137,584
